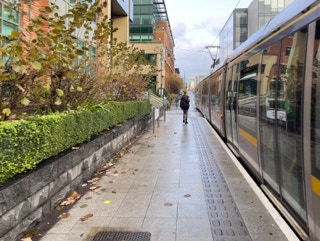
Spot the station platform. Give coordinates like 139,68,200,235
35,93,300,241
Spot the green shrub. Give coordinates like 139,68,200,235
0,100,151,184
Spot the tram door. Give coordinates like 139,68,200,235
225,65,239,150
309,19,320,240
259,41,281,194
260,30,307,224
237,57,259,174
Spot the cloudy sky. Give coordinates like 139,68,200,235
165,0,253,81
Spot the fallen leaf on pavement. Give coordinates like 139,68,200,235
59,212,70,219
60,191,81,206
56,205,64,211
88,177,100,183
22,230,36,239
80,213,93,221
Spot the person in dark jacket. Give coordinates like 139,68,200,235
180,91,190,124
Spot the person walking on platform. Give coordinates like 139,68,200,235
180,91,190,124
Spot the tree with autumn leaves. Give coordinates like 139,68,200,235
167,74,184,95
0,0,157,120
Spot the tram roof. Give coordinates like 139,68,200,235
226,0,317,63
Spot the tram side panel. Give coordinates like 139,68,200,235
196,1,320,239
224,65,238,152
209,69,225,136
195,84,202,113
240,13,320,241
230,21,308,232
201,79,210,120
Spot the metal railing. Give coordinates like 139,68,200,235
152,105,166,133
141,91,166,133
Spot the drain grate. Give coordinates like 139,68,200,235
92,231,151,241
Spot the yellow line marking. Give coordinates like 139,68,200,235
312,176,320,196
238,127,257,147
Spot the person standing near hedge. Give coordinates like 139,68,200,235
180,91,190,124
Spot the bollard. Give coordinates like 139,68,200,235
163,97,167,122
157,107,160,127
153,107,155,133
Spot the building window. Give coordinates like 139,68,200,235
69,0,92,4
146,54,156,65
134,0,153,4
285,47,291,56
0,2,19,37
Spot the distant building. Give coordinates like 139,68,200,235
247,0,293,37
218,8,248,67
129,0,175,95
193,74,207,90
217,0,293,67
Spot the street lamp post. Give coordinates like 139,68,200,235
160,51,164,97
154,46,164,97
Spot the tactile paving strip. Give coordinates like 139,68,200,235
193,119,252,241
92,231,151,241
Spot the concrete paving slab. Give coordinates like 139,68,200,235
34,92,299,241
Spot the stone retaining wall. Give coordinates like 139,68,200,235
0,115,151,241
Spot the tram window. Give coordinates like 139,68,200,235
238,57,258,119
202,80,209,105
277,29,306,215
260,41,281,191
209,71,223,127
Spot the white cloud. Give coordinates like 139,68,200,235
166,0,253,80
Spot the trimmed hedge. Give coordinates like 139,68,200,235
0,100,151,184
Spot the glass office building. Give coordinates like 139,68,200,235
129,0,175,92
248,0,290,37
129,0,171,42
129,0,154,42
219,9,248,66
217,0,292,67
